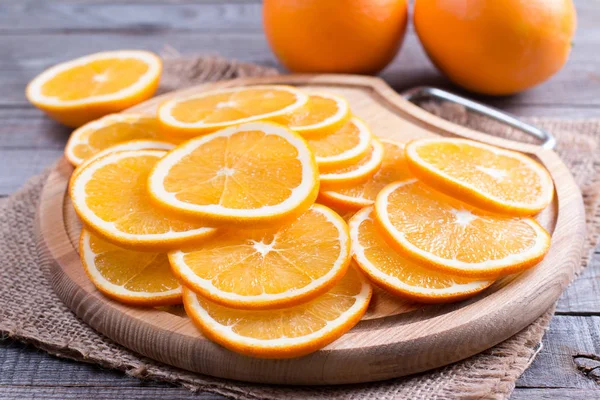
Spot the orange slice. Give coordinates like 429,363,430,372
75,139,175,173
169,205,350,309
375,179,551,277
182,264,372,358
319,138,384,189
349,207,493,302
305,117,372,170
405,138,554,216
158,85,308,138
65,113,165,166
319,139,411,210
148,122,319,226
26,50,162,127
80,229,182,306
273,92,350,136
70,150,216,251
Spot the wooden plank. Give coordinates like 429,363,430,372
0,387,224,400
0,0,597,112
511,388,600,399
0,149,62,196
0,341,227,398
516,315,600,389
0,341,155,388
0,33,272,72
0,109,70,150
1,0,596,37
0,2,262,33
0,0,599,395
1,387,598,400
557,251,600,314
3,387,594,400
2,315,600,392
1,30,599,109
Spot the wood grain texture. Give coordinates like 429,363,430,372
34,75,585,385
0,387,224,400
511,389,600,400
2,31,599,109
3,0,600,397
0,340,226,398
0,341,153,388
557,251,600,314
516,316,600,389
0,109,70,149
0,1,263,33
0,149,63,194
0,0,598,110
2,387,598,400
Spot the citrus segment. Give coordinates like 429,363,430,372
158,85,308,137
26,50,162,127
375,179,551,277
273,92,351,136
182,264,372,358
405,138,554,216
349,207,493,302
319,138,384,189
305,117,372,169
319,140,411,210
65,114,165,166
80,229,182,306
70,150,216,251
148,122,319,225
169,204,350,309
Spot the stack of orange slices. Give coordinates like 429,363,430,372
63,83,383,359
330,137,553,302
38,59,553,359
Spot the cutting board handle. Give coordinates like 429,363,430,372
402,86,556,150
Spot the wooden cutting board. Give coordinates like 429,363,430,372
35,74,586,385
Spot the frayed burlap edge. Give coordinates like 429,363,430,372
1,56,599,400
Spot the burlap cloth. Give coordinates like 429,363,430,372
1,56,599,400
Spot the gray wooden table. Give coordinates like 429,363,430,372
1,1,599,398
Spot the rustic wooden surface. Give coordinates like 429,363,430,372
1,0,599,398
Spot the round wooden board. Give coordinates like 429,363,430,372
36,75,586,385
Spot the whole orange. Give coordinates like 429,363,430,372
263,0,408,74
414,0,577,95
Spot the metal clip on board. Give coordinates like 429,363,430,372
403,86,556,150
